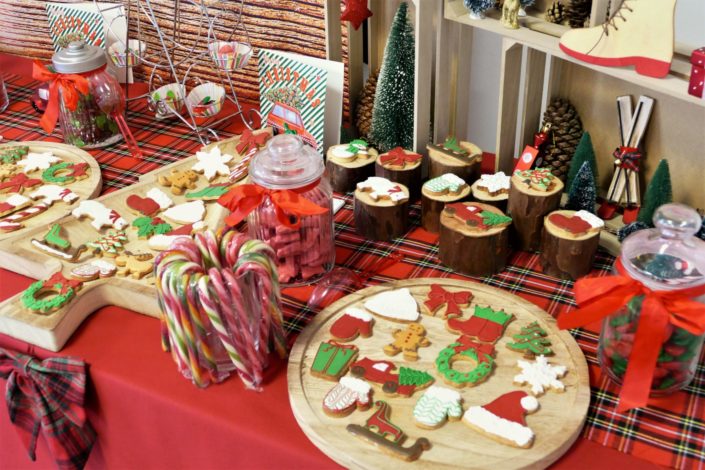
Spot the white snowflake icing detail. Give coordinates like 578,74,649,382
192,146,233,181
513,355,567,396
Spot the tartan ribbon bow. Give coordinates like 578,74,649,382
0,348,96,470
235,129,270,155
218,182,329,229
558,259,705,413
423,284,472,317
379,147,422,167
32,60,92,135
452,336,495,362
613,146,642,172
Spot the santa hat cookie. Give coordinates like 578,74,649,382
463,390,539,448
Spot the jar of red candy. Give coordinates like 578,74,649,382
598,204,705,396
246,134,334,285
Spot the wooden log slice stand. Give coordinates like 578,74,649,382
325,144,378,193
507,170,564,252
375,148,423,200
471,172,511,213
354,178,410,241
541,210,603,280
421,175,470,234
426,140,482,183
438,202,511,276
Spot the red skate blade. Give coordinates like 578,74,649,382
598,202,619,220
622,206,640,224
559,43,672,78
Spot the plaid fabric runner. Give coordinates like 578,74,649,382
1,74,704,469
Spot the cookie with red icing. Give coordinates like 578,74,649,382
322,376,372,417
329,308,374,342
462,390,539,448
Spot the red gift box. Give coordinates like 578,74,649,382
689,47,705,98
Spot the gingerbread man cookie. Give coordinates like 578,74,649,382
384,323,431,361
0,163,20,181
158,169,199,195
115,252,154,279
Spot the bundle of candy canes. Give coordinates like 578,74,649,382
155,228,287,390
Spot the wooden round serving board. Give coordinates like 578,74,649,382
288,279,589,470
0,141,102,240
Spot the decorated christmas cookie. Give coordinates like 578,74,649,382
423,283,473,318
329,307,374,342
86,230,128,257
506,322,553,358
235,128,270,155
0,146,29,164
17,152,61,173
446,305,514,343
356,177,408,203
329,140,374,163
423,173,467,197
384,323,431,361
31,224,87,262
70,259,117,281
42,162,89,185
72,200,128,231
443,202,512,230
322,376,372,417
0,194,31,217
513,168,557,192
514,355,567,396
350,357,434,397
126,194,161,216
0,173,42,194
162,200,206,225
21,272,83,314
29,185,79,206
132,216,173,238
158,169,200,195
462,391,539,448
413,386,463,429
378,147,422,169
547,210,604,236
185,183,231,200
0,202,50,233
310,340,359,381
436,336,496,388
363,288,419,322
115,252,154,279
0,163,21,181
192,146,234,181
145,188,174,209
476,171,511,196
147,222,205,251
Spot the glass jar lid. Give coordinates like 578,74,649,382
621,203,705,289
249,134,324,189
52,41,107,74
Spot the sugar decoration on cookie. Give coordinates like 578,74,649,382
70,259,117,281
192,146,233,181
16,152,61,172
86,230,128,257
423,173,467,196
31,223,87,262
476,171,511,196
329,139,372,162
322,376,372,417
72,200,128,231
413,386,463,429
513,168,556,192
356,176,408,203
423,284,473,318
145,188,174,209
158,169,200,195
21,272,83,314
349,357,434,397
162,200,206,225
506,322,553,358
346,400,431,462
547,210,604,236
184,183,232,200
446,305,514,343
132,216,173,238
0,202,50,232
310,340,359,381
29,185,79,206
115,252,154,279
462,391,539,448
0,173,42,194
443,202,512,230
378,147,423,169
126,194,161,216
435,336,496,388
42,162,89,185
514,355,567,396
0,146,29,164
383,323,431,361
0,194,31,217
329,307,374,342
0,163,21,181
147,222,205,251
363,288,419,322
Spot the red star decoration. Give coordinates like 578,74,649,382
341,0,373,30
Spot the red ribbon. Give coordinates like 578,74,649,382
424,284,472,317
218,181,329,229
32,60,92,134
558,259,705,412
613,146,642,173
235,129,270,155
379,147,422,167
453,335,495,362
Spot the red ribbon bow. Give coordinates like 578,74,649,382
379,147,422,167
0,348,96,470
218,182,329,229
613,146,642,173
423,284,473,317
453,336,495,362
32,60,91,135
558,259,705,412
235,129,270,155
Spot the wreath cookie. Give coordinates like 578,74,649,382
21,272,83,314
436,336,496,388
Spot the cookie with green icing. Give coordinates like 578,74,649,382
423,173,468,196
413,385,463,429
21,272,83,314
435,337,496,388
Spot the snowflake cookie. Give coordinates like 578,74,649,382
513,355,567,396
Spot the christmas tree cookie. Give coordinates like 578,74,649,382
506,322,553,358
426,136,482,183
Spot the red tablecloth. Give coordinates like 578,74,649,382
0,56,698,469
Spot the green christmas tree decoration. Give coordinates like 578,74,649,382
506,322,553,358
637,159,672,226
480,210,512,226
566,162,596,213
368,2,415,153
566,131,598,192
399,366,434,386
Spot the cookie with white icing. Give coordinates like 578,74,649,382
191,146,233,181
162,200,206,225
17,152,61,173
513,355,567,396
322,376,372,417
423,174,468,197
463,391,539,448
413,386,463,429
475,171,511,196
356,177,408,203
364,288,419,322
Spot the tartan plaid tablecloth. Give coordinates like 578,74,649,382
1,74,703,469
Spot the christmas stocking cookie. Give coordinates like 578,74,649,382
447,305,513,343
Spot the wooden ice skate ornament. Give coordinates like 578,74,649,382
421,173,470,233
540,210,604,280
507,168,564,252
438,202,512,277
471,171,510,213
426,136,482,183
326,140,378,193
288,278,590,469
375,147,423,199
354,177,410,241
0,141,101,240
0,130,269,351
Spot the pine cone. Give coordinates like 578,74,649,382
545,1,565,24
355,72,378,141
541,97,583,181
567,0,591,28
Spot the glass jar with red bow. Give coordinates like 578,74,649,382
559,203,705,412
219,134,334,285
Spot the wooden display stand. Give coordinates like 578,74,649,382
326,145,378,193
507,172,563,252
471,180,509,213
438,202,510,276
0,130,271,351
354,181,410,241
421,183,470,234
375,149,423,199
288,278,590,470
427,140,482,183
540,210,601,280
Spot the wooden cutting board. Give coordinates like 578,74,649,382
0,141,102,240
288,279,589,470
0,129,271,351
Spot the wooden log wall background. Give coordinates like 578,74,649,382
0,0,350,120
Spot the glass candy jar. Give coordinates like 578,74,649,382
52,41,123,148
247,134,335,285
598,204,705,395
